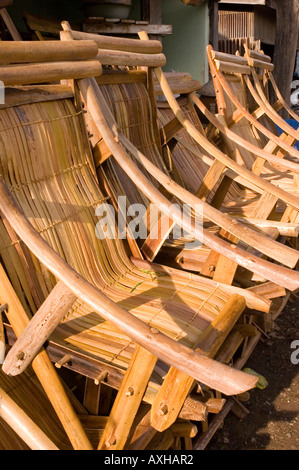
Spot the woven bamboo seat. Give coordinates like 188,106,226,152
0,96,235,366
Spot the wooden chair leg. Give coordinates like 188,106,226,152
0,386,59,450
0,263,93,450
149,294,246,433
98,345,157,450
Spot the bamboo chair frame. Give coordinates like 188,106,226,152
59,28,299,292
0,41,274,450
205,46,299,240
242,45,299,138
207,46,299,163
152,85,299,277
54,24,299,446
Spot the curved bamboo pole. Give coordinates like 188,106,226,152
243,45,299,124
243,70,299,142
206,45,299,161
0,386,59,450
77,76,299,291
191,92,299,175
0,179,257,396
268,72,299,124
152,65,299,213
119,130,299,269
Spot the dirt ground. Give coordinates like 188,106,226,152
206,298,299,450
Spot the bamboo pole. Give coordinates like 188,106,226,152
0,41,99,64
211,50,248,65
0,61,102,86
96,49,166,68
245,49,271,63
214,60,251,75
246,57,274,71
0,264,93,450
66,28,163,54
0,386,59,450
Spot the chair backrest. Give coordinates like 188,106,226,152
207,46,275,168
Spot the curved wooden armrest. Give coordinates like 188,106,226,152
0,178,257,395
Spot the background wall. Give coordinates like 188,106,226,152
7,0,85,32
161,0,209,84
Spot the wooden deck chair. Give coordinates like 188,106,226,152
0,40,268,451
57,26,299,296
153,75,299,277
242,45,299,143
207,46,299,162
206,46,299,231
51,26,299,447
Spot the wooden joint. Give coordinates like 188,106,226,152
105,435,117,448
157,404,168,416
125,387,135,397
0,303,8,313
55,354,72,369
94,370,109,386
